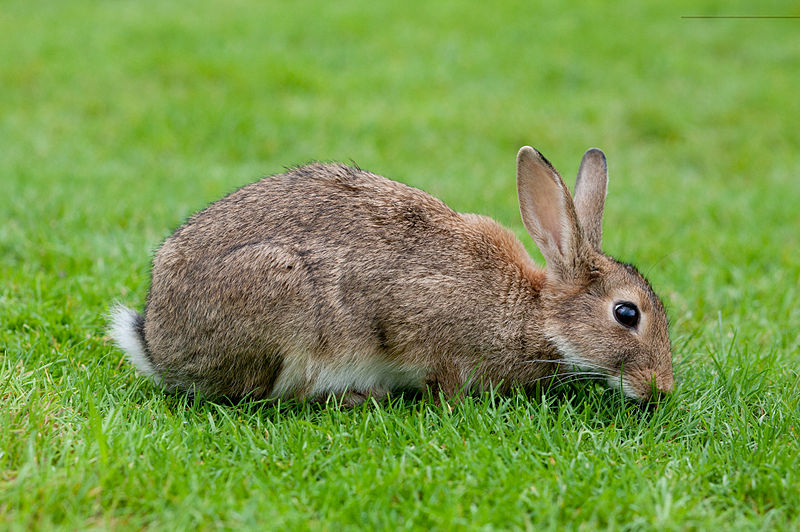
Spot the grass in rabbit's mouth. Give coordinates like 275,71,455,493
2,0,800,529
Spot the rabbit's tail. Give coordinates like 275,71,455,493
108,304,161,383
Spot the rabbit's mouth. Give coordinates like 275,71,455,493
547,335,654,400
605,373,641,400
612,367,674,402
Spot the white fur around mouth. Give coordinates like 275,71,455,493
549,335,641,399
605,375,641,400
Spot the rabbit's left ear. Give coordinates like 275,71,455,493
516,146,589,280
573,148,608,251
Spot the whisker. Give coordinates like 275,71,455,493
521,357,617,374
519,359,571,365
521,359,603,369
526,370,609,386
566,358,618,374
558,373,609,383
541,375,609,390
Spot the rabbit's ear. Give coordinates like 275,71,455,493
517,146,587,279
573,148,607,251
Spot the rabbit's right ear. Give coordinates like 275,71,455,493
573,148,608,251
516,146,587,280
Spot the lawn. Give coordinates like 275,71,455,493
2,0,800,529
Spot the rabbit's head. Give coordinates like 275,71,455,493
517,147,673,401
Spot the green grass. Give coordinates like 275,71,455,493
2,0,800,529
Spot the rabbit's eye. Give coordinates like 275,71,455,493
614,302,640,329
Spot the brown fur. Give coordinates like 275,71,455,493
111,147,674,404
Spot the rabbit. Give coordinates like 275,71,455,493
109,146,674,405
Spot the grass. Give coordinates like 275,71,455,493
2,0,800,529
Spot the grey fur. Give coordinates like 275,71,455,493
109,147,673,404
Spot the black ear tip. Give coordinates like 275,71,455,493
582,147,607,169
517,146,557,173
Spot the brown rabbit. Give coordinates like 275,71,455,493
109,147,673,404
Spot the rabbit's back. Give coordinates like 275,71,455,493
142,163,542,399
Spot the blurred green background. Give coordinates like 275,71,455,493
2,0,799,529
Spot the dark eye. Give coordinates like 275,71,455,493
614,301,640,329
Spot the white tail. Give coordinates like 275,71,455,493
108,304,160,383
